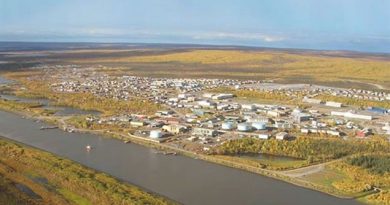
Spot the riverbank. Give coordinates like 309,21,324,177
0,95,365,201
0,137,176,205
0,108,363,205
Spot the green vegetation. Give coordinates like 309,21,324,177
66,115,135,134
208,87,296,103
318,94,390,109
347,155,390,175
58,189,92,205
212,136,390,163
0,138,175,205
294,154,390,204
213,154,308,170
0,174,42,205
330,155,390,204
4,71,161,115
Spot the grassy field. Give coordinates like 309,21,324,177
1,47,390,89
0,174,43,205
0,138,176,205
68,49,390,89
300,153,390,205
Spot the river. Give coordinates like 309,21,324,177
0,109,362,205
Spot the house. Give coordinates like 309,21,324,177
130,121,145,127
192,127,218,137
356,128,372,138
276,132,289,140
156,117,181,124
156,110,174,116
242,104,256,111
274,120,292,129
198,100,216,108
162,125,187,134
327,130,341,137
267,110,286,117
258,134,270,140
301,128,310,134
293,112,312,123
382,123,390,134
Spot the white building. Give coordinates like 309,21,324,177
198,100,216,108
237,123,252,132
331,111,372,121
222,122,236,130
212,93,234,100
325,101,343,108
150,130,164,138
276,132,288,140
258,134,270,140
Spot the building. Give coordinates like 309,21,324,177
237,123,252,132
192,127,218,137
156,117,181,124
258,134,270,140
356,128,372,138
130,121,145,127
245,116,269,123
274,120,292,129
383,123,390,135
221,122,236,130
162,125,187,134
293,113,312,123
327,130,341,137
212,93,234,100
276,132,288,140
198,100,216,108
251,122,267,130
325,101,343,108
242,104,256,111
267,110,286,117
150,130,164,138
367,107,388,114
331,111,373,121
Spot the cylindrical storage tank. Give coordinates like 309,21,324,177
252,122,267,130
237,123,252,132
150,130,163,138
222,122,236,130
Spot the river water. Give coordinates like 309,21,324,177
0,109,362,205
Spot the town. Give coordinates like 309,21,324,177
24,65,390,154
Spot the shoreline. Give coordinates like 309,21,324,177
0,105,364,201
0,135,180,205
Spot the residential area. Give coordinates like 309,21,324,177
26,65,390,154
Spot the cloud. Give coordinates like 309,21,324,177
191,32,286,42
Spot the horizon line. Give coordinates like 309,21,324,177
0,40,390,55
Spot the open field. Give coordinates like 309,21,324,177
1,44,390,90
295,154,390,205
70,49,390,89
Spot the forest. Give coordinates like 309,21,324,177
212,136,390,163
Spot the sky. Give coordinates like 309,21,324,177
1,0,390,53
